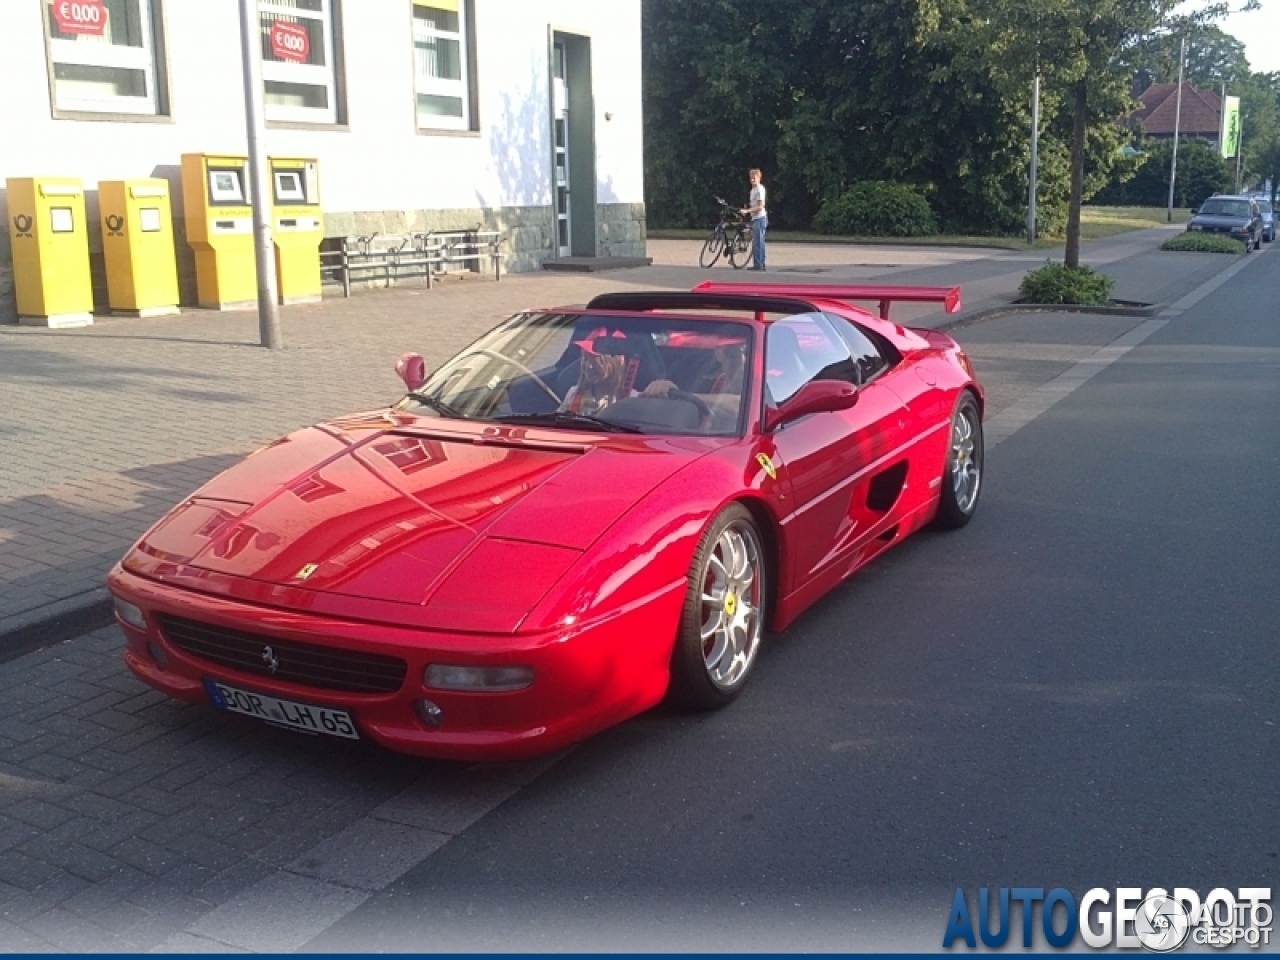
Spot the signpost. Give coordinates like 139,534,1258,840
52,0,107,36
270,21,310,63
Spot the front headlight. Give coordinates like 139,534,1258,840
113,597,148,630
425,664,535,692
1187,224,1201,231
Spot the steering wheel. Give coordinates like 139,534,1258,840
456,349,562,405
667,389,712,425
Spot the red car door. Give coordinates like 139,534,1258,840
757,313,908,594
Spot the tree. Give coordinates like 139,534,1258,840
1121,23,1249,89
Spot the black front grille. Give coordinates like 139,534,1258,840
158,615,407,694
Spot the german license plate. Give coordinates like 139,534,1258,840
203,679,359,740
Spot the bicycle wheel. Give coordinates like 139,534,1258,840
728,226,754,269
699,228,726,268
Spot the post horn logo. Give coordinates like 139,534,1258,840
104,213,125,236
12,214,33,238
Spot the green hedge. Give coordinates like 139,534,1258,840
1019,263,1115,306
1160,232,1245,253
812,182,938,237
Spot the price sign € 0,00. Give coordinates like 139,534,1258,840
53,0,107,36
270,21,310,63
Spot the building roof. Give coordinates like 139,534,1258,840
1132,82,1222,137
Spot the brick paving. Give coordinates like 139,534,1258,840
0,228,1244,950
0,624,560,951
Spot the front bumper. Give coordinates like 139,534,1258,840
108,565,682,761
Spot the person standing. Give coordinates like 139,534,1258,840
740,169,768,270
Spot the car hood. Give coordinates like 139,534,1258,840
127,420,708,627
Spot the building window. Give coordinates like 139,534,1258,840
44,0,168,116
413,0,474,131
260,0,341,125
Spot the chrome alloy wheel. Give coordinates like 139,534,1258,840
950,403,982,514
698,522,763,689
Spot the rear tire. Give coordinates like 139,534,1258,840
727,228,754,270
699,230,725,268
933,391,983,529
668,504,767,710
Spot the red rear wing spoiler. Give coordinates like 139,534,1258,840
690,281,961,322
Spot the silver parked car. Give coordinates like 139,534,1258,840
1257,198,1274,243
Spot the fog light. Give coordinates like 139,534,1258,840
113,597,148,631
414,698,444,728
424,664,534,692
147,642,169,670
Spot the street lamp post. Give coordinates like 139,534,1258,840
1028,71,1040,244
1166,36,1185,223
237,0,282,350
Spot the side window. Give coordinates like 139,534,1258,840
260,0,344,125
765,313,857,406
827,314,895,385
43,0,170,118
413,0,476,132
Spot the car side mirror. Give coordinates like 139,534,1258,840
1189,208,1197,215
765,380,859,431
396,352,426,392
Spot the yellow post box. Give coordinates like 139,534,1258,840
99,179,180,317
181,154,256,310
268,157,324,305
6,177,94,327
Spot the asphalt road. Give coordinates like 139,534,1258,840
2,249,1276,952
303,254,1280,951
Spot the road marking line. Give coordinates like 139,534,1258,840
983,315,1168,449
1159,244,1272,317
986,243,1271,449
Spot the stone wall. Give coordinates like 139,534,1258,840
322,205,559,276
596,202,647,259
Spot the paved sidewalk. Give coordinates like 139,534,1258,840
0,225,1236,642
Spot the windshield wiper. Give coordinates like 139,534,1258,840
494,411,643,434
403,392,466,419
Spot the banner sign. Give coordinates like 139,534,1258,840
1221,96,1241,158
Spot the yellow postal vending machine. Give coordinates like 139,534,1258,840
181,154,256,310
6,177,94,327
99,179,180,317
268,157,324,304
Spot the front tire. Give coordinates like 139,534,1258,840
933,391,983,529
699,230,725,268
668,504,767,710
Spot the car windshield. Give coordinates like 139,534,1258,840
1198,199,1251,218
1259,200,1273,215
398,312,754,436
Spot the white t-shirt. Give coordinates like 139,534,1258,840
749,184,767,220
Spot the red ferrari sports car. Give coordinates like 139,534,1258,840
108,282,983,761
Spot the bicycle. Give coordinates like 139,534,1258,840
699,197,754,269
